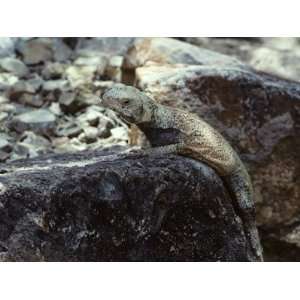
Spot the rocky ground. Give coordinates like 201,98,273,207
0,37,300,261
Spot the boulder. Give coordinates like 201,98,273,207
135,62,300,260
0,149,259,261
181,37,300,82
125,37,246,69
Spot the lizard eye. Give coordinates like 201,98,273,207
123,100,130,105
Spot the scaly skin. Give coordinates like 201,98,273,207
101,84,263,261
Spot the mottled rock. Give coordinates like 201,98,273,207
250,47,300,82
41,62,66,79
0,95,8,104
0,150,257,261
18,38,53,65
0,73,18,90
48,102,62,116
59,90,97,113
0,137,12,153
76,37,135,57
110,126,128,142
59,91,77,112
10,131,51,161
9,80,38,96
105,56,124,82
18,38,72,65
0,103,16,114
8,79,43,107
0,151,10,162
0,37,16,58
182,37,300,83
43,79,69,92
0,58,28,77
74,55,107,76
0,112,8,122
65,65,96,88
77,105,109,127
56,121,83,138
82,126,98,143
125,37,246,69
9,109,56,135
23,94,44,108
135,62,300,260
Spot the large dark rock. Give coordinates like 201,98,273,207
0,149,257,261
135,62,300,260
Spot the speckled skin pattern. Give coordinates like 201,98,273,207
101,84,263,261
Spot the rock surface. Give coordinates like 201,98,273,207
182,37,300,82
1,37,300,260
125,37,246,69
8,109,56,135
135,62,300,261
0,149,257,261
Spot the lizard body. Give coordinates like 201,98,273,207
101,84,263,261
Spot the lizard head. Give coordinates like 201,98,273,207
101,84,154,124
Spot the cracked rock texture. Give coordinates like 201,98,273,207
0,150,255,261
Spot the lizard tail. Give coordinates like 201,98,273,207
223,167,264,262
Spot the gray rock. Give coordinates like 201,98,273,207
0,37,16,58
0,112,8,122
27,75,44,91
0,137,12,153
59,91,77,113
52,39,72,62
0,57,28,77
18,38,54,65
9,109,56,135
82,126,98,143
9,80,43,107
105,56,124,82
74,55,107,76
77,105,107,126
0,95,8,104
0,73,18,90
43,79,69,91
15,94,44,108
0,150,257,261
10,80,38,96
48,102,62,116
65,65,97,88
17,38,71,65
0,150,10,162
59,90,98,113
41,62,66,79
182,37,300,83
56,121,83,138
76,37,135,57
250,47,300,82
10,131,51,161
125,37,246,69
0,103,16,113
110,126,128,141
